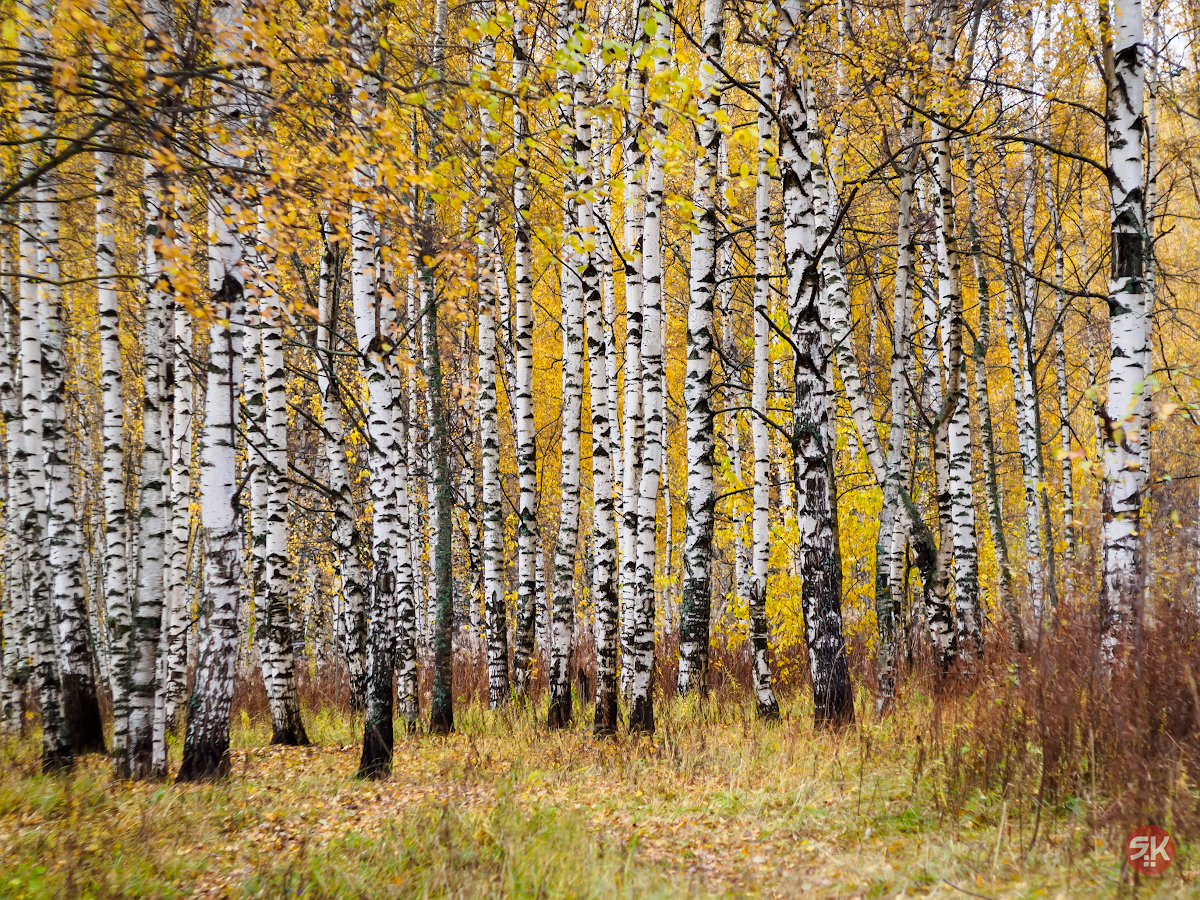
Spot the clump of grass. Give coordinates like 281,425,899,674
944,598,1200,849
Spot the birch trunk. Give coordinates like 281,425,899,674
930,84,979,666
259,274,307,746
354,204,398,773
475,6,507,707
999,193,1047,621
128,187,168,777
619,3,647,698
0,271,26,736
875,2,917,710
582,27,620,737
17,97,70,769
177,0,251,781
547,0,586,729
1045,145,1075,600
777,16,853,724
965,140,1024,650
510,15,540,697
677,0,723,698
162,262,193,734
1100,0,1147,662
629,0,669,734
315,235,369,713
95,0,130,758
36,171,104,758
750,56,779,719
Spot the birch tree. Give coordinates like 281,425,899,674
776,2,853,724
510,12,540,697
749,55,779,720
547,0,587,729
177,0,252,781
678,0,723,699
629,0,671,733
1100,0,1148,662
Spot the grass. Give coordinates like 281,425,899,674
1,691,1197,899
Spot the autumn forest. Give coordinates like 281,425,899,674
1,0,1199,892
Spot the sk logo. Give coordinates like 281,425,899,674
1125,826,1175,875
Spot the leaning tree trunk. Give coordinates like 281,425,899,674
1100,0,1147,664
777,20,853,724
677,0,723,699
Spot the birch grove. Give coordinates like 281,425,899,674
1,0,1197,774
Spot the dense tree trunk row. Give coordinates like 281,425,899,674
0,0,1170,775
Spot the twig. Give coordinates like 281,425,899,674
943,879,997,900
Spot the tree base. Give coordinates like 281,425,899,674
270,723,311,746
41,746,73,775
593,688,618,737
357,722,393,779
62,674,106,755
755,697,781,721
628,695,654,735
176,738,231,782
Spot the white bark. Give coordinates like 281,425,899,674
777,11,853,723
1100,0,1148,661
511,14,540,696
582,9,620,735
178,0,252,780
258,246,307,745
618,4,647,697
999,192,1046,621
128,185,168,777
0,260,28,736
678,0,723,698
94,0,129,759
476,4,506,706
317,242,369,710
548,0,586,727
750,56,779,719
630,0,670,733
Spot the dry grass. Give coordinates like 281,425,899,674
2,679,1197,899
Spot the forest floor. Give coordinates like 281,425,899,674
1,692,1196,899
